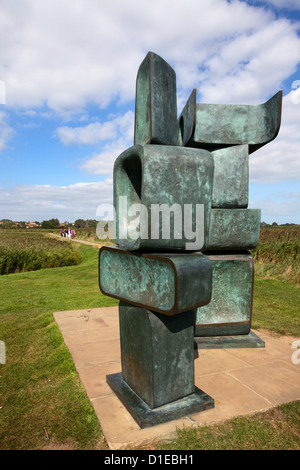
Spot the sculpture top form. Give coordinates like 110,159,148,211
134,51,282,151
111,52,282,254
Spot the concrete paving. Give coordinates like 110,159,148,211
53,306,300,450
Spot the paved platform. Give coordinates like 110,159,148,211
53,307,300,450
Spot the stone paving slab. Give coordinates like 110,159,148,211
53,307,300,450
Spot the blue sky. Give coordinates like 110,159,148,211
0,0,299,224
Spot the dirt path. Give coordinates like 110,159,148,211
48,232,104,247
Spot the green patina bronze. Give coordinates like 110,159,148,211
114,144,214,251
106,372,214,428
118,303,195,408
194,252,254,337
99,246,212,315
211,145,249,208
134,52,178,146
194,331,265,349
98,51,282,427
205,208,261,250
105,302,214,426
178,88,282,153
178,89,196,147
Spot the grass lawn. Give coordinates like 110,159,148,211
156,401,300,450
0,243,117,450
0,239,299,450
252,276,300,337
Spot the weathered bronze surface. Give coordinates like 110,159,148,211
99,246,212,315
98,51,284,427
194,252,254,337
211,145,249,208
178,89,282,153
178,89,196,147
204,208,261,250
114,144,214,251
106,372,214,428
134,51,178,146
194,331,265,350
118,303,195,408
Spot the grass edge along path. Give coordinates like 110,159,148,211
252,276,300,337
153,401,300,450
0,242,299,450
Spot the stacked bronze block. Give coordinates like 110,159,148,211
178,88,282,348
99,52,282,427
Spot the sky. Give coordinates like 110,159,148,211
0,0,299,225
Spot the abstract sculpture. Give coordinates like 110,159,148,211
99,52,282,427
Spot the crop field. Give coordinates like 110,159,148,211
0,231,82,274
251,226,300,284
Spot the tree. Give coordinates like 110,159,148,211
0,220,15,229
74,219,86,228
41,218,60,229
85,219,97,228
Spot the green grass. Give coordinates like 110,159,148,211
155,402,300,450
0,244,117,450
252,276,300,337
0,229,299,450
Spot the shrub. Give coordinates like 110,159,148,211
251,227,300,284
0,232,82,274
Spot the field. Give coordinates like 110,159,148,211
251,226,300,284
0,226,299,450
0,231,81,274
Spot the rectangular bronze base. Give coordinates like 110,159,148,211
106,372,214,429
194,330,265,349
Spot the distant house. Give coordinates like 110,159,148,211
25,222,41,228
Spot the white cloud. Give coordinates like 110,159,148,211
55,111,134,146
55,110,134,176
81,140,130,176
0,0,300,224
56,121,117,147
0,0,140,112
0,179,113,222
1,0,299,114
198,19,300,104
249,91,300,183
